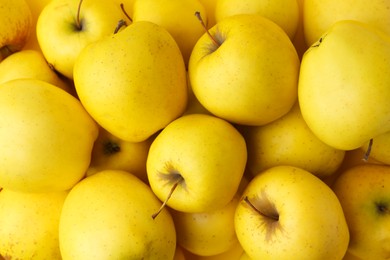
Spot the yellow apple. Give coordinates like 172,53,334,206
184,241,245,260
0,0,32,60
235,165,349,259
24,0,53,52
360,131,390,165
132,0,208,66
36,0,129,79
0,189,68,259
0,78,98,192
198,0,217,28
86,127,153,183
304,0,390,46
59,170,176,259
240,102,345,179
74,21,187,143
0,49,71,93
147,113,247,213
189,14,300,126
171,196,239,256
292,0,307,60
298,20,390,150
215,0,300,40
332,164,390,259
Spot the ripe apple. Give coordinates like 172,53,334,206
360,131,390,165
59,170,176,259
23,0,52,52
235,165,350,259
240,102,345,179
332,164,390,259
298,20,390,150
183,241,244,260
132,0,208,66
189,14,300,126
0,0,32,60
304,0,390,46
0,189,68,259
73,20,187,143
215,0,300,40
198,0,217,28
86,127,153,183
147,113,247,213
0,49,71,93
36,0,130,79
0,78,98,192
171,195,240,256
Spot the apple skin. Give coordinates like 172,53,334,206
332,164,390,259
189,14,300,126
0,189,68,259
36,0,129,79
73,20,188,143
147,113,247,213
298,20,390,150
0,49,72,93
0,79,98,193
132,0,208,66
235,165,349,259
59,170,177,259
171,196,240,256
86,127,152,183
0,0,32,60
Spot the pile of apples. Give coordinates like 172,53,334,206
1,0,390,259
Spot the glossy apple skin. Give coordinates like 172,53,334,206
235,165,349,259
332,164,390,259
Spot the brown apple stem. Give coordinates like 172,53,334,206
243,196,279,221
363,138,373,162
120,3,133,23
195,11,220,48
114,19,127,34
152,176,183,220
76,0,84,30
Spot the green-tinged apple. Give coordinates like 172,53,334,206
0,189,68,259
36,0,130,79
360,132,390,165
332,164,390,260
0,49,71,93
59,170,176,259
132,0,208,66
171,195,240,256
74,21,187,143
235,165,349,259
215,0,299,40
239,102,345,179
298,20,390,150
0,0,32,60
86,127,153,183
189,14,300,126
304,0,390,46
0,78,98,192
147,113,247,214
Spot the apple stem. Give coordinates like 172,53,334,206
152,175,183,220
114,19,128,34
243,196,279,221
75,0,84,30
195,11,220,48
363,138,373,162
120,3,133,23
